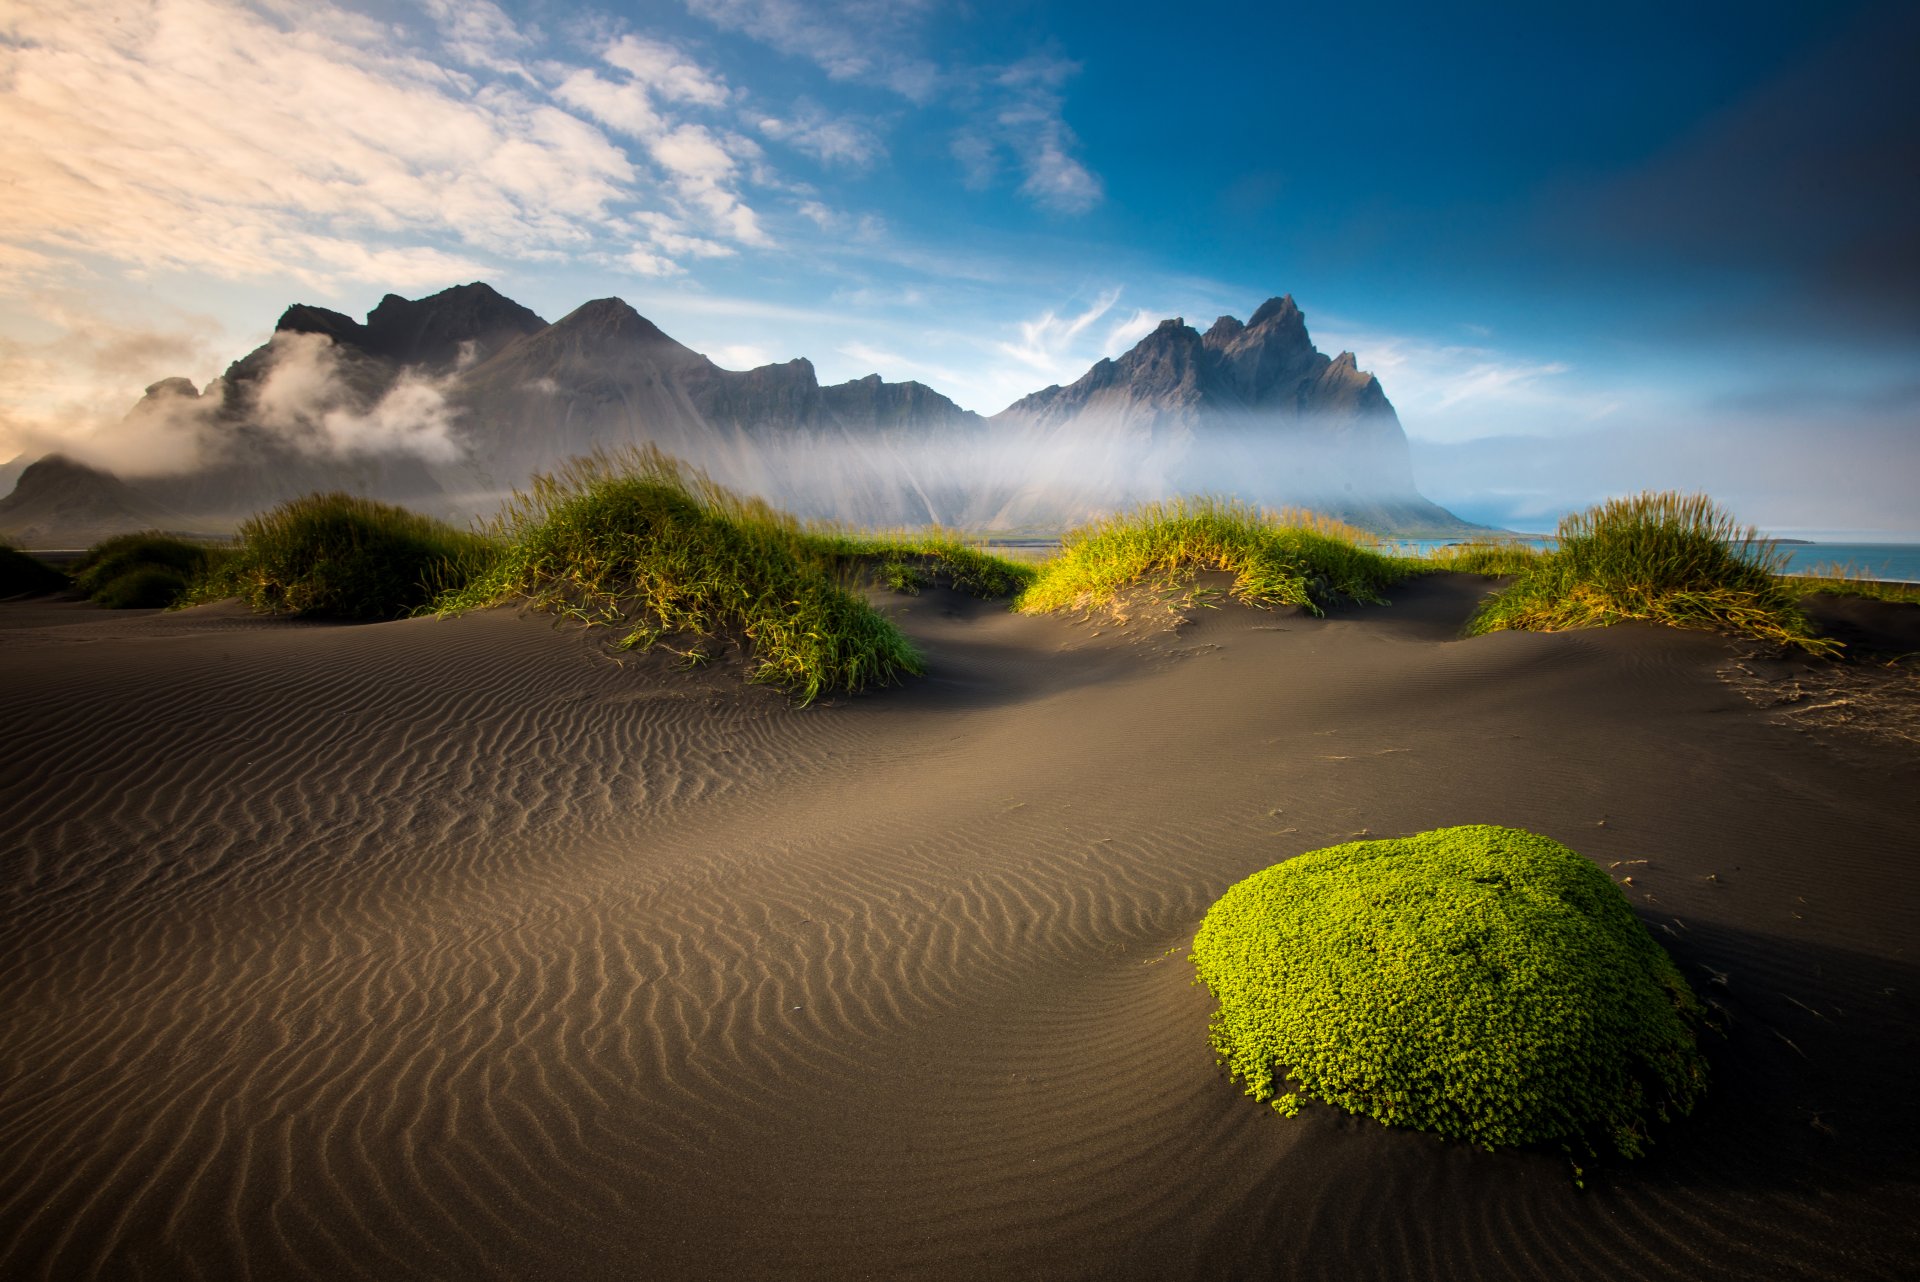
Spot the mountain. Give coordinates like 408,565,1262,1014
987,296,1453,531
0,454,195,548
0,283,1483,543
442,296,984,524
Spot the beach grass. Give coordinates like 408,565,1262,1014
810,528,1038,599
1785,570,1920,606
1015,496,1411,618
0,540,70,598
73,532,233,609
1417,540,1547,577
1467,492,1836,653
434,447,923,703
1191,824,1709,1162
191,492,494,620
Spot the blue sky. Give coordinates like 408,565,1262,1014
2,0,1914,535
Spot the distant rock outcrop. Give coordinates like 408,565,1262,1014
3,283,1483,541
0,455,192,548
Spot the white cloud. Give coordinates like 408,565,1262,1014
252,331,463,460
0,0,650,290
1312,324,1594,441
711,343,773,369
420,0,537,82
602,34,732,106
685,0,939,99
839,341,965,388
0,294,228,469
758,106,885,169
1102,308,1159,357
996,288,1121,375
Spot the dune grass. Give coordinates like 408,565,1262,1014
1418,540,1547,577
191,492,495,620
1786,570,1920,605
0,539,70,598
1467,492,1836,653
435,448,923,703
1016,497,1411,618
1192,825,1709,1163
73,532,233,609
811,528,1038,599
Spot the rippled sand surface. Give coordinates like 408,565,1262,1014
3,579,1915,1279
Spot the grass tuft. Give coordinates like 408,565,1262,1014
813,528,1038,600
0,539,70,598
1192,824,1709,1160
73,532,233,609
194,493,493,620
1467,492,1835,653
1787,566,1920,606
435,447,923,703
1419,540,1547,577
1016,496,1409,618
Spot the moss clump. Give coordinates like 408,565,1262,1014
1016,496,1409,618
436,448,923,704
198,493,493,620
1469,491,1834,653
1192,825,1708,1158
72,532,231,609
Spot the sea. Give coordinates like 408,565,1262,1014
1377,539,1920,584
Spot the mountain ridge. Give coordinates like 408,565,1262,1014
1,283,1485,544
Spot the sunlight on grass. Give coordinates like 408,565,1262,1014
1467,492,1836,653
1015,496,1411,617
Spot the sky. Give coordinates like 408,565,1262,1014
1,0,1915,536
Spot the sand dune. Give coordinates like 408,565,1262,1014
2,577,1915,1279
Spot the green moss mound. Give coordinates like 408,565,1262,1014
436,448,923,704
1017,497,1410,618
0,542,69,598
1469,491,1833,653
201,493,494,621
1191,824,1708,1158
73,532,231,609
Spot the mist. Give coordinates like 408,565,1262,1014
1411,412,1920,539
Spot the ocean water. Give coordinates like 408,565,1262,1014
1380,539,1920,584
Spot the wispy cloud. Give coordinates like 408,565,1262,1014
685,3,1102,214
996,288,1122,376
1311,323,1593,440
757,103,886,169
684,0,941,99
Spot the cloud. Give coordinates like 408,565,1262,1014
250,331,463,461
0,0,664,290
758,105,885,169
1102,308,1159,357
0,295,228,469
954,56,1104,214
1412,410,1920,538
420,0,537,82
1310,323,1591,441
554,38,770,248
685,0,940,99
996,288,1121,375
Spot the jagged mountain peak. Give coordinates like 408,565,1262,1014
268,282,545,372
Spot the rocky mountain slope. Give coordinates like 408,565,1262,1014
0,283,1481,545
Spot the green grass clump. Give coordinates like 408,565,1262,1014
197,493,494,620
1420,540,1547,577
1787,569,1920,605
1015,497,1410,617
0,541,69,598
814,529,1038,599
1192,825,1709,1160
436,448,923,703
1468,492,1835,653
73,532,232,609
